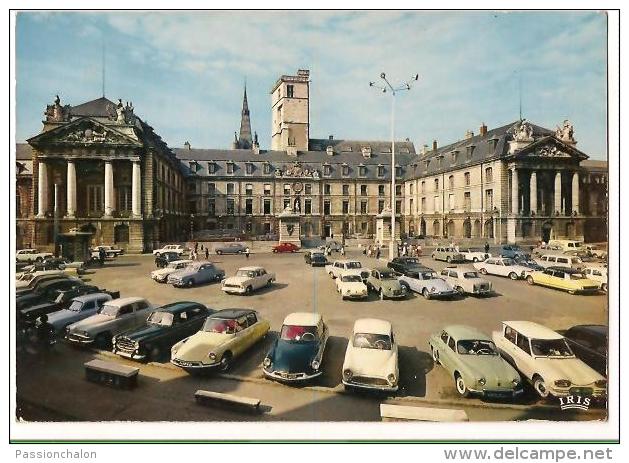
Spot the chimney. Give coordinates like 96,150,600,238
479,123,488,136
421,144,429,155
405,137,410,142
297,69,310,78
465,130,474,139
432,140,438,152
328,135,334,140
184,141,191,150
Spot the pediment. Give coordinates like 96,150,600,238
27,117,142,148
513,136,588,161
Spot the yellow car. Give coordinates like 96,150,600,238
526,266,600,295
171,308,269,373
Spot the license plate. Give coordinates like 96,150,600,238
485,391,511,399
570,387,593,395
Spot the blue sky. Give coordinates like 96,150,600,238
16,11,607,158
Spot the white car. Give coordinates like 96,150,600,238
152,244,186,257
459,248,491,263
221,266,275,295
537,254,583,270
15,269,67,289
398,268,458,300
583,266,607,292
16,249,53,263
439,266,492,295
335,273,368,300
342,318,399,391
325,260,370,281
473,257,531,280
151,259,193,283
492,321,607,399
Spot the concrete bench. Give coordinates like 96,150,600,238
380,404,469,422
194,390,261,414
84,359,139,390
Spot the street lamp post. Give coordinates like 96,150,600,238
370,72,419,260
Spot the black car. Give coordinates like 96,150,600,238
17,281,97,326
16,278,84,310
513,256,544,272
155,251,182,268
304,252,328,266
387,256,428,275
561,325,607,377
112,301,213,361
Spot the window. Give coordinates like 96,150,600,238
448,175,454,189
263,199,271,215
504,326,517,344
448,194,455,211
245,183,253,195
448,337,456,351
464,192,471,211
87,185,104,213
434,196,440,212
304,199,312,214
342,184,350,195
245,163,253,175
323,165,331,176
360,200,367,214
342,200,349,214
208,183,216,195
227,183,235,195
409,198,414,213
359,166,367,177
464,172,470,186
283,198,290,210
440,331,449,344
342,165,350,176
485,167,493,182
396,200,401,214
360,185,367,196
466,145,475,160
421,181,425,193
117,186,131,212
409,183,414,195
284,183,291,195
286,84,294,98
516,334,531,355
208,162,216,174
434,178,439,191
264,184,271,195
324,200,331,215
206,199,215,216
226,199,235,214
421,197,426,212
485,189,494,210
226,162,234,174
378,200,385,213
378,185,385,197
305,184,312,195
263,163,271,174
378,165,385,177
395,185,402,195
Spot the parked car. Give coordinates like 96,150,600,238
91,245,124,258
65,297,154,347
429,325,523,399
398,268,457,300
387,256,428,274
547,239,584,253
171,309,270,372
221,266,275,295
263,312,329,382
155,251,183,268
439,266,492,296
16,249,54,263
318,240,342,252
537,254,584,270
342,318,399,391
513,256,544,272
473,257,531,280
167,261,225,288
531,243,563,257
16,270,67,290
113,301,213,361
272,242,300,253
214,242,249,255
584,244,608,260
16,277,85,310
559,325,607,377
336,273,369,300
525,266,600,295
325,260,370,281
431,247,466,263
304,252,328,267
47,293,114,335
19,260,82,277
153,244,186,257
366,268,407,300
151,259,192,283
458,248,491,263
492,321,606,399
499,245,528,259
582,266,607,292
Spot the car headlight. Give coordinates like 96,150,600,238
209,352,217,361
311,359,320,370
554,379,571,388
343,369,353,380
512,378,520,386
478,377,486,386
387,373,397,386
430,286,436,292
263,357,272,368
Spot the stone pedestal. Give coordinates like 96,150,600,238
278,206,301,245
375,208,400,246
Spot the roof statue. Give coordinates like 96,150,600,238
509,119,534,142
555,120,575,144
44,94,70,122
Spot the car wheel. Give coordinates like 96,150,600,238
473,257,478,262
422,288,431,300
216,250,222,255
431,347,440,365
245,285,253,295
219,352,232,371
36,257,43,263
455,373,470,398
508,272,518,280
379,289,385,300
533,375,550,399
95,332,111,349
455,286,465,295
479,268,488,275
602,283,608,292
526,275,535,285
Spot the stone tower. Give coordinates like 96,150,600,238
233,84,253,149
270,69,310,153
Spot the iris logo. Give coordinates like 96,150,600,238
559,395,591,411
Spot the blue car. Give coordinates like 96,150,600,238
500,245,529,260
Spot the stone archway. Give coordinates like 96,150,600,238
446,220,455,238
484,219,494,239
432,220,440,237
542,221,553,243
473,219,481,238
463,219,472,239
420,218,427,236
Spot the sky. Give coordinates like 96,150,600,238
15,11,608,159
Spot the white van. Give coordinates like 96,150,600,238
538,254,584,269
547,240,583,252
583,266,607,292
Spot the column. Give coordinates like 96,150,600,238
571,172,580,215
132,160,142,217
36,161,48,217
66,161,76,217
54,183,60,216
554,171,562,215
511,168,519,214
104,161,114,217
529,171,537,214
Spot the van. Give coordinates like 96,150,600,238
547,240,583,252
538,254,583,269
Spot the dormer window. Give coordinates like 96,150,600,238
381,146,391,154
226,162,234,174
208,162,216,174
358,165,367,177
488,137,499,151
395,166,402,177
245,162,254,175
323,164,331,176
377,165,385,177
341,146,353,152
450,150,459,165
466,145,475,160
424,160,430,170
361,146,372,158
342,164,350,176
326,146,334,156
263,162,271,174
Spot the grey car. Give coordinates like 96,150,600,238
214,243,249,255
432,247,466,263
47,292,113,335
167,261,225,287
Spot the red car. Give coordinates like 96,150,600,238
272,243,300,253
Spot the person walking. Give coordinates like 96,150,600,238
194,242,198,254
484,241,490,255
376,246,381,260
245,248,250,259
98,247,106,267
205,248,209,260
340,245,345,257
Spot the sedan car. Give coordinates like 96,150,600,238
525,266,600,295
513,256,544,272
398,268,457,300
155,251,182,268
432,247,466,263
153,244,186,257
326,260,370,281
492,321,606,399
263,312,328,382
387,256,427,275
47,292,113,335
113,301,212,361
458,248,491,263
304,252,328,267
16,278,86,311
214,242,249,255
473,257,531,280
167,261,225,288
342,318,399,391
16,270,67,290
151,259,193,283
366,268,407,300
429,325,522,399
439,266,492,296
221,266,275,295
171,309,270,372
500,245,529,260
336,273,369,300
560,325,607,377
272,242,300,253
16,249,54,263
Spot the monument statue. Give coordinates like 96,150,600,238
555,119,575,143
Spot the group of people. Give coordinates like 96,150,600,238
190,242,210,261
364,245,382,259
397,243,423,258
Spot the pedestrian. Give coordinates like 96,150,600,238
205,248,209,260
484,241,490,255
194,242,198,254
200,244,204,251
376,246,381,259
417,244,422,256
340,245,345,256
98,247,106,267
245,248,250,259
191,250,197,260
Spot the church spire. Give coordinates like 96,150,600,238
235,82,253,149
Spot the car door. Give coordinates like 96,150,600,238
114,303,137,334
185,306,208,335
232,315,255,355
439,333,458,375
132,301,152,329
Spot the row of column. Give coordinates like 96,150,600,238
36,159,142,218
511,168,580,215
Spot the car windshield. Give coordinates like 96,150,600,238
353,333,392,350
569,273,586,280
203,318,240,334
147,311,174,327
463,271,480,278
342,275,363,283
167,262,181,269
280,325,318,342
312,255,326,261
67,300,84,312
236,269,256,278
457,339,498,355
531,338,574,357
379,271,396,280
420,271,438,279
99,304,120,317
346,262,362,269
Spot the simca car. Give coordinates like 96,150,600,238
153,244,186,257
151,259,193,283
65,297,154,347
263,312,329,382
458,248,491,263
525,266,600,295
398,268,457,300
214,242,249,255
272,242,300,253
560,325,607,377
492,321,606,399
431,247,466,263
47,292,113,335
583,266,607,292
16,249,54,263
336,273,369,300
113,301,212,361
439,266,492,296
221,266,275,295
304,251,328,266
366,268,407,300
342,318,399,391
499,245,528,260
473,257,531,280
167,261,225,288
387,256,428,274
171,309,270,372
155,251,183,268
325,260,370,281
537,254,583,270
429,325,522,399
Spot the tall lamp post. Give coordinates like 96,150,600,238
370,72,419,260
